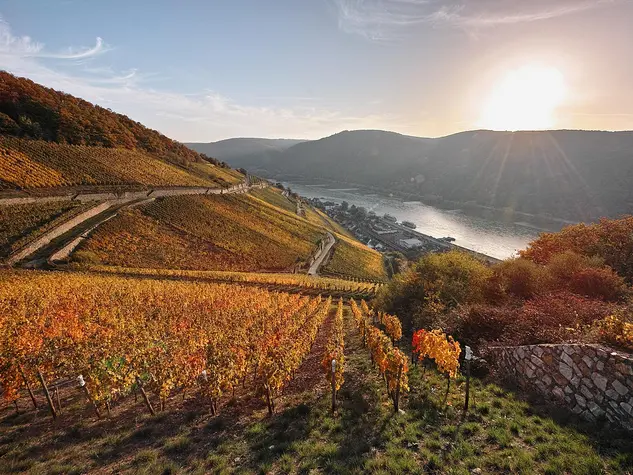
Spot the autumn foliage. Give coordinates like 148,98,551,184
412,329,461,378
0,271,329,416
322,299,345,392
520,216,633,283
350,299,408,411
376,217,633,352
0,72,217,167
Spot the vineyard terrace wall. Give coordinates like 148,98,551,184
488,344,633,432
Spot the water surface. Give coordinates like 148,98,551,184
284,182,554,260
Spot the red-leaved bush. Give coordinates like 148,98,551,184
445,291,614,350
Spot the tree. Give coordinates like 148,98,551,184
375,251,492,331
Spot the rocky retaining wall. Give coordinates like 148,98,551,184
6,201,114,265
489,344,633,431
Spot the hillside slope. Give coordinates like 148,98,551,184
0,73,244,191
0,72,215,166
218,129,633,222
72,192,327,273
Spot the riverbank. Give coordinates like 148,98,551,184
269,174,579,231
277,180,541,260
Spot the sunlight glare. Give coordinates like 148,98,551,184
480,65,566,131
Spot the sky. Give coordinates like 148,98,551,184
1,0,633,142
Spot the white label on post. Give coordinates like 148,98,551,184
77,374,86,387
465,346,473,361
331,359,336,372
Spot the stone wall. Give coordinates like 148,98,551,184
488,344,633,431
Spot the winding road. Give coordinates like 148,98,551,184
307,232,336,276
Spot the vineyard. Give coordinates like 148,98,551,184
0,201,93,259
72,193,329,273
0,72,218,167
249,187,297,214
0,137,235,191
1,271,629,474
0,270,331,419
323,232,388,281
82,266,384,298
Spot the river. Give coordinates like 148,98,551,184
282,182,562,260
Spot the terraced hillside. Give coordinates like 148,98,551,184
71,192,328,272
0,137,242,191
0,201,94,259
323,232,388,281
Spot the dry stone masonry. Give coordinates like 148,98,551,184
489,344,633,431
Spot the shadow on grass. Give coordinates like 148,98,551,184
495,381,633,472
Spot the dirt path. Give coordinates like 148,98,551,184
307,232,336,276
282,308,334,400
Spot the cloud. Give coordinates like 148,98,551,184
0,16,107,60
0,15,405,141
332,0,624,40
38,37,108,60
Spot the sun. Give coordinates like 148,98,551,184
479,65,566,131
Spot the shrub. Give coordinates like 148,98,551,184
489,258,550,301
568,266,628,302
445,292,614,350
521,216,633,283
375,251,491,331
595,313,633,351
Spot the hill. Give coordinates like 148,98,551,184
0,72,218,167
71,191,326,273
186,137,305,163
217,129,633,222
0,73,246,191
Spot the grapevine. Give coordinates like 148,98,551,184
350,299,409,411
0,271,329,418
322,298,345,410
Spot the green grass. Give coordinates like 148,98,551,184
0,308,630,474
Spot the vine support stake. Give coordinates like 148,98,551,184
37,369,57,420
135,376,155,416
78,375,101,419
54,386,62,413
463,346,472,415
331,359,337,414
394,364,403,413
18,364,38,410
265,383,274,416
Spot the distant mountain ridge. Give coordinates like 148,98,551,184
187,138,305,162
201,129,633,222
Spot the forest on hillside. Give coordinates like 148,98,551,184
0,72,219,167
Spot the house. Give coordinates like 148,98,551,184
399,238,424,249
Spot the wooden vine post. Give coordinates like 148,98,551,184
394,363,403,413
78,375,101,419
331,359,337,413
135,376,155,416
265,383,275,416
54,386,62,413
37,369,57,420
18,364,38,410
463,346,472,414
